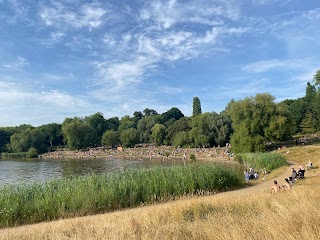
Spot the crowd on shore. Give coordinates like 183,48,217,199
40,145,233,161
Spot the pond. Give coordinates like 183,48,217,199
0,158,241,187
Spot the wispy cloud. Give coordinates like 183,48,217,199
2,57,29,70
39,2,108,30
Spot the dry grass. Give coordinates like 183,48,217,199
1,145,320,240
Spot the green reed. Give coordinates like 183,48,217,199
234,152,286,171
0,163,243,228
1,152,27,159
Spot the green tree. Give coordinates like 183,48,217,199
101,130,119,148
228,93,294,153
165,117,191,145
118,115,135,133
9,128,47,153
192,97,202,116
39,123,63,149
120,128,139,147
61,118,97,150
137,115,161,143
160,107,184,123
189,113,216,147
0,129,12,152
172,131,190,147
313,70,320,90
84,112,108,145
143,108,158,116
151,124,166,146
106,117,120,131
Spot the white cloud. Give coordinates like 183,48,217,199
39,2,108,30
93,57,156,87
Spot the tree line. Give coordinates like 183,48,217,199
1,70,320,154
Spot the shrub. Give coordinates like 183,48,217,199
26,147,38,158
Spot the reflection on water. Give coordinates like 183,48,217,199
0,158,187,187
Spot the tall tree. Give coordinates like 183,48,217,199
192,97,202,116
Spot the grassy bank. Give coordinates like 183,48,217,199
0,163,243,228
1,145,319,240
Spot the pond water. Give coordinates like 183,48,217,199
0,158,241,187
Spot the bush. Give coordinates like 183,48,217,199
190,153,196,162
26,147,38,158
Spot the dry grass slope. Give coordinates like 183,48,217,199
1,145,320,240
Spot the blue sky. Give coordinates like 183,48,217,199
1,0,320,127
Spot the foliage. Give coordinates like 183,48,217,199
84,112,108,145
137,115,161,143
119,128,139,147
192,97,202,116
234,152,286,172
173,131,190,147
160,107,184,123
151,124,166,146
61,118,97,150
9,128,47,154
228,93,294,153
101,130,119,148
189,153,196,162
0,164,243,228
26,147,38,158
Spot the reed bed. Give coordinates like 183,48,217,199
234,152,286,171
1,152,27,159
0,163,243,228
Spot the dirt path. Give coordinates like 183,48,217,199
221,160,297,196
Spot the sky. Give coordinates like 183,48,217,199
0,0,320,127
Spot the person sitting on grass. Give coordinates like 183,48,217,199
297,163,305,179
306,161,313,170
290,168,297,180
270,180,281,193
282,178,292,190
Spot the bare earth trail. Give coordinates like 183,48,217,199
222,160,297,196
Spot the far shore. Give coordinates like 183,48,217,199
40,145,233,162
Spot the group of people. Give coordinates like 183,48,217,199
270,162,311,193
244,167,259,183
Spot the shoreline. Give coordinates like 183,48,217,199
40,146,233,162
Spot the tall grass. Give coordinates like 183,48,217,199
1,152,27,159
234,152,286,171
0,163,243,228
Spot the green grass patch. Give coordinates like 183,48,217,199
1,152,27,159
0,163,243,228
234,152,286,171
